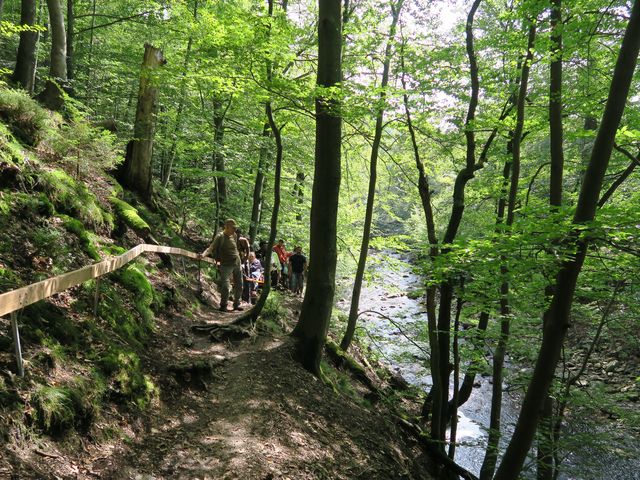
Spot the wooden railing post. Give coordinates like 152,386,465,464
93,277,100,318
10,312,24,377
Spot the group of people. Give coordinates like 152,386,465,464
199,218,307,312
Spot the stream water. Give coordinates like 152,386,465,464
337,250,640,480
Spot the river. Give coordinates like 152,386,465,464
337,250,640,480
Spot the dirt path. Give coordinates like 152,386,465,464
88,298,433,480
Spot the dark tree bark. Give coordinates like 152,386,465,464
230,103,282,327
11,0,40,94
340,0,403,352
537,2,565,476
481,22,536,480
249,123,271,243
119,44,165,202
430,0,482,448
494,2,640,478
400,46,441,417
549,0,564,207
39,0,68,110
292,0,342,375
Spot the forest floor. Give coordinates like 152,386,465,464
2,286,435,479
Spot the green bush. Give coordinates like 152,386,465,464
9,192,55,219
0,121,24,164
31,377,104,436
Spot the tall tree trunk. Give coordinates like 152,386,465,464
66,0,74,85
162,0,198,187
538,1,565,476
11,0,40,94
232,102,282,325
430,0,482,448
494,3,640,478
292,0,342,375
119,44,165,202
39,0,68,110
212,96,228,208
340,0,403,352
249,123,271,243
400,43,442,428
480,21,536,480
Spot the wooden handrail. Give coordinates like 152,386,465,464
0,244,215,317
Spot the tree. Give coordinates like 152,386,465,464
11,0,39,94
340,0,404,351
293,0,342,375
119,43,166,202
494,1,640,477
38,0,68,110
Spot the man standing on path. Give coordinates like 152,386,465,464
288,246,307,295
200,218,244,312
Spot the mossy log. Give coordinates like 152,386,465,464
110,197,172,267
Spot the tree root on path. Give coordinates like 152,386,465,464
191,323,255,342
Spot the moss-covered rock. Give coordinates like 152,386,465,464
0,88,51,146
110,197,150,236
98,347,158,408
40,169,108,228
61,215,101,261
117,265,154,329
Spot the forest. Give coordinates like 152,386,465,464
0,0,639,478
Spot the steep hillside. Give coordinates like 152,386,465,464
0,88,435,479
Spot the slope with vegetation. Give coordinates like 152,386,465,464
0,89,435,479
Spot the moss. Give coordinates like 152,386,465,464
110,197,150,235
9,192,55,219
102,244,126,256
0,266,20,291
0,121,25,164
61,215,101,261
98,278,152,347
40,169,107,228
98,347,158,408
22,302,85,347
31,376,104,436
0,88,51,146
117,265,154,329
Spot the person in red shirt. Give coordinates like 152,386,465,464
272,239,289,288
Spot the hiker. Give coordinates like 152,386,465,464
244,251,264,303
236,228,251,264
200,218,244,312
288,246,307,295
272,239,290,289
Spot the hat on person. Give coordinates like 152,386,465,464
224,218,238,228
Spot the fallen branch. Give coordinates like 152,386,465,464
396,417,479,480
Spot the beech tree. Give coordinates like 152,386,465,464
11,0,39,93
293,0,342,375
